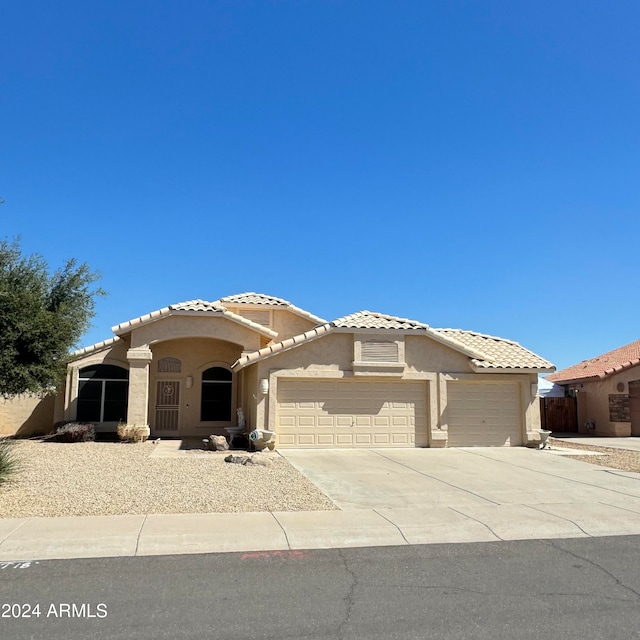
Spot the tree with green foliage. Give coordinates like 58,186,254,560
0,239,104,397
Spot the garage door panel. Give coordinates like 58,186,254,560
447,382,521,447
277,380,428,448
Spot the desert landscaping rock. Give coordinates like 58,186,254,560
0,440,336,518
245,454,273,467
205,435,230,451
550,438,640,473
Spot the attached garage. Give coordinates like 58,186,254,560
276,379,428,448
446,381,522,446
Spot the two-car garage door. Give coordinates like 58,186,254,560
277,379,428,448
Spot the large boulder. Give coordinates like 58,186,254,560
207,435,230,451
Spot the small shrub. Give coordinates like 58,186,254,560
0,438,21,485
117,423,149,443
54,422,95,443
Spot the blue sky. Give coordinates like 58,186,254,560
2,0,639,372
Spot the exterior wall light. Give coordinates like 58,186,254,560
260,379,269,395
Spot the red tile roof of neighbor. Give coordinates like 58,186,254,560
548,339,640,384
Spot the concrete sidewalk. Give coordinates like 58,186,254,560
3,500,640,562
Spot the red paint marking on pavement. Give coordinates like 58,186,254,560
240,550,310,561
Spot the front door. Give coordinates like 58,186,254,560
154,380,181,436
630,381,640,436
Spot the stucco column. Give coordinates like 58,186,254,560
524,376,543,446
64,365,79,421
429,373,448,448
126,347,153,426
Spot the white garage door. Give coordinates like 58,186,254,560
447,382,522,447
277,379,428,448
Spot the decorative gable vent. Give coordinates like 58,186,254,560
241,309,271,327
158,357,181,373
361,340,399,363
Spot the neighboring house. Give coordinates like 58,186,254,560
4,292,555,447
547,340,640,437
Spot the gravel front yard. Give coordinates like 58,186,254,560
0,440,337,518
550,438,640,472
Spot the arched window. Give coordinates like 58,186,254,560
77,365,129,423
201,367,232,422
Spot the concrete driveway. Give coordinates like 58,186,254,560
280,447,640,543
281,447,640,510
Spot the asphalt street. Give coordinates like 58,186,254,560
2,536,640,640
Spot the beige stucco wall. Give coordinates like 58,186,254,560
241,364,258,432
69,340,130,370
129,315,263,351
568,366,640,436
0,394,56,436
256,333,353,377
271,310,319,342
243,331,541,447
405,335,473,374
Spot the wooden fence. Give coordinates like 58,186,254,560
540,396,578,432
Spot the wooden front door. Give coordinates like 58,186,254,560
630,381,640,437
154,380,181,436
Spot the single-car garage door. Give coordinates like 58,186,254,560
277,379,428,448
446,382,522,446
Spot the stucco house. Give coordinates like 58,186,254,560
547,339,640,437
5,292,555,447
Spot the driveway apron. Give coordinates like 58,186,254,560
280,448,640,511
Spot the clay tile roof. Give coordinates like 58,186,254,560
232,311,553,372
71,337,121,359
434,329,555,371
217,292,326,325
170,299,227,313
111,299,277,338
547,339,640,383
333,311,431,331
219,292,291,306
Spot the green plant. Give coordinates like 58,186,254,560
54,422,95,443
0,438,21,485
0,238,104,397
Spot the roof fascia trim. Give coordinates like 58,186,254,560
70,337,122,361
470,363,556,374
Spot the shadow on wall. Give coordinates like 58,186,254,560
0,394,56,437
